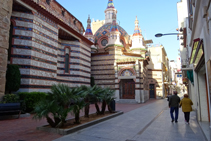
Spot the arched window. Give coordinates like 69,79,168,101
8,23,13,63
62,10,65,17
46,0,50,5
65,48,69,73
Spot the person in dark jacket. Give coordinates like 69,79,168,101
169,91,180,123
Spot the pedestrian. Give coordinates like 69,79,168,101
179,94,193,124
169,91,180,123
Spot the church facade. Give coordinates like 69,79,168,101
1,0,169,103
85,0,151,103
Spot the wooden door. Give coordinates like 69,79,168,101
122,79,135,99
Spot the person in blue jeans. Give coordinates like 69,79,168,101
169,91,181,123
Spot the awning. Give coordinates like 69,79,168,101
187,70,194,84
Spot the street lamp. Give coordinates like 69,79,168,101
155,33,183,37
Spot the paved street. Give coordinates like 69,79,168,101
54,99,206,141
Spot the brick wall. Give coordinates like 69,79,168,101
0,0,13,97
9,2,91,92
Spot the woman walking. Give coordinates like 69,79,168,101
179,94,193,124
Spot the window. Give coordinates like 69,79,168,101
120,40,124,45
8,24,13,63
101,39,108,46
46,0,50,5
62,10,65,17
65,48,69,73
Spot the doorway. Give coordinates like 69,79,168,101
149,84,155,98
120,79,135,99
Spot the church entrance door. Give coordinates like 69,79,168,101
149,84,155,98
120,79,135,99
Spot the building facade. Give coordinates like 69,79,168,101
89,1,151,103
148,45,170,98
0,0,13,98
177,0,211,133
1,0,172,103
7,0,93,93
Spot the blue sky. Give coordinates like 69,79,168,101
57,0,180,61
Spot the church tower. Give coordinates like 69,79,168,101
106,13,122,47
85,15,97,53
130,16,146,55
85,15,94,42
105,0,117,24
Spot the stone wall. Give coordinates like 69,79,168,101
10,3,91,92
91,50,115,89
0,0,13,98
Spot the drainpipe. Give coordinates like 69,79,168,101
161,63,164,98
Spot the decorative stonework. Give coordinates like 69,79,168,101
0,0,13,98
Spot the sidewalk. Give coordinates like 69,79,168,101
54,99,207,141
0,99,156,141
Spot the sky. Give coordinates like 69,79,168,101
57,0,181,61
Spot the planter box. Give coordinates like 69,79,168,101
37,111,123,135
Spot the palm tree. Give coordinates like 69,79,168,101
33,84,79,128
70,99,86,124
100,87,115,114
81,85,103,117
91,85,105,115
69,86,88,123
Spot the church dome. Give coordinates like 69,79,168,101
94,23,130,48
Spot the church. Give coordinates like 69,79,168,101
85,0,152,103
2,0,168,103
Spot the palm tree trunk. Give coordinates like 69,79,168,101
54,117,61,126
46,116,56,127
101,100,106,114
75,112,80,124
84,104,89,117
107,104,113,113
95,102,100,114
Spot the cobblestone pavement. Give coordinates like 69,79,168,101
0,99,156,141
54,99,207,141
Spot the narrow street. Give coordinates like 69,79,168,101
54,99,206,141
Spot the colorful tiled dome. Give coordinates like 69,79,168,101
94,23,129,44
107,0,115,9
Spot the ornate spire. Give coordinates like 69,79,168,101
133,16,142,36
85,15,93,36
110,13,118,32
107,0,115,9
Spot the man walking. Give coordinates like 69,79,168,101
169,91,180,123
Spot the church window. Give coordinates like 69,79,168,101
46,0,50,5
8,23,13,63
62,10,65,17
65,48,70,73
120,40,124,45
101,39,108,46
